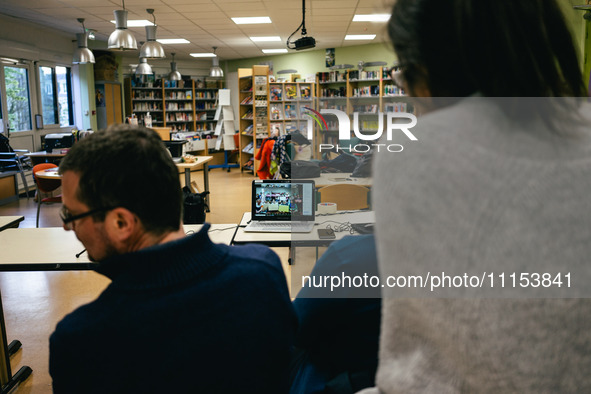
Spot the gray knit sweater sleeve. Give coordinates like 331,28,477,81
371,97,591,393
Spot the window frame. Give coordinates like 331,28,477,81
1,63,34,133
36,62,74,129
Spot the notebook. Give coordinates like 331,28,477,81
244,179,316,233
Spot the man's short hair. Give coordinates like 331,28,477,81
59,124,182,235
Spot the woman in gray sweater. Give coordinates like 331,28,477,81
367,0,591,392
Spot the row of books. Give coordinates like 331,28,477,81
166,113,193,122
270,102,314,120
195,91,217,99
166,102,192,111
352,85,380,97
317,71,347,83
384,84,406,96
166,91,193,100
319,87,347,98
133,102,162,111
133,92,162,100
270,121,309,136
348,70,380,81
270,84,312,101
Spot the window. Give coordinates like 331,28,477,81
4,66,32,131
39,65,73,127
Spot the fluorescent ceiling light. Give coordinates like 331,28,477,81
0,57,19,64
110,19,153,27
157,38,190,44
353,14,391,22
190,53,216,57
232,16,272,24
345,34,376,40
262,49,288,54
250,36,281,42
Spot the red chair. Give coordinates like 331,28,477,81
33,163,62,228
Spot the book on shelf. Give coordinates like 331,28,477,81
270,104,283,120
270,85,282,101
298,103,311,119
299,84,311,100
240,96,253,105
284,103,297,119
299,121,309,135
270,122,283,136
284,122,298,134
285,84,298,100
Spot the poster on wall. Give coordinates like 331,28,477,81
325,48,335,68
95,87,105,107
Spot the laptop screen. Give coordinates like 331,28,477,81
251,180,315,222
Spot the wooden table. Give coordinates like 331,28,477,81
176,156,214,212
24,151,67,166
34,167,61,180
308,173,372,187
0,223,236,391
0,216,24,232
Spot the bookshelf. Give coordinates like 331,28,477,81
238,65,270,174
269,81,315,138
315,67,413,149
125,77,219,137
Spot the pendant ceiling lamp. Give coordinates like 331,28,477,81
140,9,165,58
209,47,223,78
108,0,137,51
168,52,182,81
135,57,153,75
72,18,95,64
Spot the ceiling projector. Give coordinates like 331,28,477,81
294,36,316,50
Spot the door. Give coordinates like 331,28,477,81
0,63,34,150
0,64,33,136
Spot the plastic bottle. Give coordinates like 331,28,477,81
144,112,152,128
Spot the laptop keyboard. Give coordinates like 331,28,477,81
245,221,314,233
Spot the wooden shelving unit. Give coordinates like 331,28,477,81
238,65,270,174
269,81,315,138
124,77,219,137
315,67,412,149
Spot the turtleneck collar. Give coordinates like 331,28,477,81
95,224,228,290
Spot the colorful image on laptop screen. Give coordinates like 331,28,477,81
252,180,315,221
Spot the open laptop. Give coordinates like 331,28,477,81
244,179,316,233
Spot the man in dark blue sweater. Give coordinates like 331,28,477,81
50,125,296,393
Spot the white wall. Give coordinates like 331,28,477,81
0,13,86,151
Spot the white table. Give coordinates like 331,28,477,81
0,224,236,271
0,216,24,232
233,210,375,247
0,223,236,389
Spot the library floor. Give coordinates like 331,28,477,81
0,168,315,393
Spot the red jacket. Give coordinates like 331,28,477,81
255,138,275,179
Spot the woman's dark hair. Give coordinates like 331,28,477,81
388,0,588,98
59,125,182,235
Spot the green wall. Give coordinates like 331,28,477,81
560,0,590,87
225,42,398,76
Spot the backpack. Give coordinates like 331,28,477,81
0,133,13,153
182,186,209,224
280,160,320,179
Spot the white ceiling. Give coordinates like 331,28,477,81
0,0,394,61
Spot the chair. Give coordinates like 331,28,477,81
317,184,370,211
33,163,62,227
0,152,30,199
